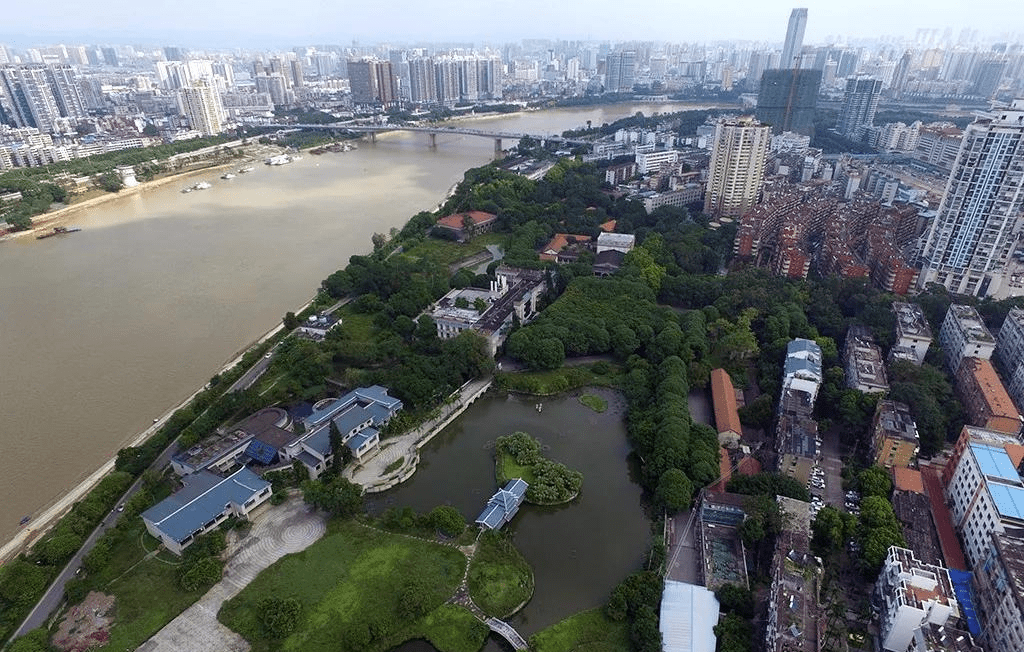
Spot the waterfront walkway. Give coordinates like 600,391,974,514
345,376,493,492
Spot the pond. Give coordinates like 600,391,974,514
374,387,650,651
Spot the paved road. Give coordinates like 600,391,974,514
15,441,181,637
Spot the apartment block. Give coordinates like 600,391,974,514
845,325,889,393
876,546,960,652
996,307,1024,412
973,533,1024,652
892,302,933,366
943,426,1024,567
939,305,995,374
872,400,920,468
955,357,1022,435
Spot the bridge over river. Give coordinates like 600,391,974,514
263,122,591,155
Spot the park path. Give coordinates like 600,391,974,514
345,376,493,492
136,497,326,652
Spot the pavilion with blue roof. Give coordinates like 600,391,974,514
141,467,271,555
476,478,528,530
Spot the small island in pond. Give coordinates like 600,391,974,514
494,432,583,505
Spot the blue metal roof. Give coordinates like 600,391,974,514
142,468,270,543
304,427,332,456
245,439,277,465
332,405,373,435
364,402,393,426
346,428,378,452
354,385,402,410
971,443,1021,482
948,569,981,637
304,395,357,428
476,503,505,529
502,478,528,498
989,483,1024,522
296,451,321,469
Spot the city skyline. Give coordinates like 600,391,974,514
2,0,1022,49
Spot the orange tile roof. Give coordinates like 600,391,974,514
736,456,761,476
436,210,497,229
600,219,617,232
539,233,592,260
710,369,742,437
1006,443,1024,469
965,358,1021,425
893,466,925,494
921,464,967,571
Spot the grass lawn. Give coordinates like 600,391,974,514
218,519,472,652
495,450,536,486
495,363,622,396
418,605,490,652
84,524,210,651
578,394,608,413
467,531,534,619
529,608,630,652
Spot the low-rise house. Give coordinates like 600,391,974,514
595,232,636,254
711,368,743,445
538,233,592,262
592,249,626,276
295,313,341,341
476,478,528,530
433,210,498,241
845,325,889,393
142,467,271,555
872,400,920,468
765,497,823,652
939,305,995,374
171,407,291,476
891,302,932,366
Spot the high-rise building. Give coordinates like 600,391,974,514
755,68,821,136
973,59,1007,98
605,51,636,93
408,58,437,103
255,74,289,107
163,46,187,62
348,59,398,106
917,100,1024,297
0,64,85,133
780,8,808,69
704,115,771,219
837,76,882,141
101,47,118,67
178,79,225,136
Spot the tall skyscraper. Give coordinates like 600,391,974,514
837,76,882,141
973,59,1007,98
348,59,397,106
704,116,771,219
408,58,437,103
178,79,225,136
605,51,636,93
780,8,808,69
756,68,821,136
917,100,1024,298
0,64,85,132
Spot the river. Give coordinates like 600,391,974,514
0,102,708,550
373,388,649,651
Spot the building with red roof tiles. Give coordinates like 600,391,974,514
538,233,592,262
711,369,743,445
433,211,497,241
893,466,925,494
955,357,1023,435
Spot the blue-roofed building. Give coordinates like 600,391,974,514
475,478,528,530
945,426,1024,568
283,386,402,478
141,467,272,556
783,338,823,403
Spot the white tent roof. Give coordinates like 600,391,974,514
659,580,721,652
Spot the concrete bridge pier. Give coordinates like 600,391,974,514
493,138,503,159
368,132,376,144
428,133,437,147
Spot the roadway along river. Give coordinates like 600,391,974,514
0,102,709,548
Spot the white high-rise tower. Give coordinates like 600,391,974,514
780,8,808,69
178,79,225,136
704,116,771,219
917,99,1024,298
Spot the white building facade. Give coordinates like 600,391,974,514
939,304,995,373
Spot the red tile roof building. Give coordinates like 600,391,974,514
434,211,498,241
955,357,1023,435
711,368,743,445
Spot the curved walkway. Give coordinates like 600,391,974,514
137,497,326,652
346,376,493,492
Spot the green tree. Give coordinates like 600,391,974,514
96,171,124,192
302,476,363,517
178,556,222,591
656,468,693,512
6,628,50,652
811,505,846,558
283,311,300,330
428,505,465,537
258,596,302,638
859,465,893,499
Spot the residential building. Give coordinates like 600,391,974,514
595,232,635,254
913,123,963,170
605,50,636,93
837,76,883,141
171,407,291,476
939,305,995,373
711,368,742,446
917,100,1024,298
765,497,822,652
955,357,1022,435
973,532,1024,652
660,581,721,652
892,302,933,366
872,400,920,468
875,546,961,652
783,338,823,402
636,149,679,174
756,68,821,136
704,116,771,219
433,210,497,241
845,325,889,393
475,478,528,529
141,467,272,555
943,426,1024,567
995,307,1024,411
348,59,398,106
0,64,86,133
538,233,591,262
780,8,808,69
592,249,626,276
178,79,225,136
295,313,342,341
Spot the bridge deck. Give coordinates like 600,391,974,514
485,617,528,650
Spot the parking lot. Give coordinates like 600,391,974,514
808,427,858,517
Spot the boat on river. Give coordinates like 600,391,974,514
36,226,81,239
238,166,255,173
221,173,236,180
19,515,30,526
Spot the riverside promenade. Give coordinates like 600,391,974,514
346,376,493,492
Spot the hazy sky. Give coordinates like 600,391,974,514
2,0,1022,49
